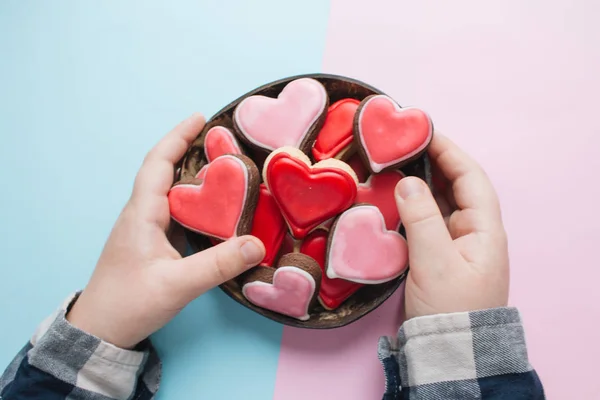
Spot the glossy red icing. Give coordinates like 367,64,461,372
356,171,404,231
251,184,286,267
300,230,362,310
312,98,360,161
346,153,369,183
266,152,357,239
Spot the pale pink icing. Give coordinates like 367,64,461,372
242,266,316,321
327,205,408,284
357,95,433,173
234,78,327,151
204,126,242,162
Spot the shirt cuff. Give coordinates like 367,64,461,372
27,292,160,400
395,307,533,389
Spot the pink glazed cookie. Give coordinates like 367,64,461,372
326,205,408,284
354,95,433,173
168,154,260,240
203,126,243,162
242,253,322,321
233,78,328,154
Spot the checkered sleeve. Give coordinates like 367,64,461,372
0,293,161,400
379,307,545,400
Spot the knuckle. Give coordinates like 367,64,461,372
212,246,239,283
403,199,442,227
410,211,443,229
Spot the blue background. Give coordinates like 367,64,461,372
0,1,329,398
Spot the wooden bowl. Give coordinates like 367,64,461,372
179,73,432,329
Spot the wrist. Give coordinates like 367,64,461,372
66,291,138,349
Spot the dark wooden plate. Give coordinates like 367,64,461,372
179,73,432,329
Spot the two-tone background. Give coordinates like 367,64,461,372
1,1,599,398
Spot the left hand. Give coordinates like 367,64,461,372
67,113,265,349
394,134,509,320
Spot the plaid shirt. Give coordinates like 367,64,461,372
1,294,544,400
0,294,160,400
379,307,545,399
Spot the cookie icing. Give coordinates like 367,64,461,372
356,95,433,173
264,148,358,239
168,155,249,240
312,98,360,161
242,266,316,321
234,78,327,152
251,184,286,267
327,205,408,284
300,230,362,310
356,171,405,231
204,126,242,162
346,153,369,183
196,164,208,180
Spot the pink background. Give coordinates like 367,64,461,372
275,1,600,398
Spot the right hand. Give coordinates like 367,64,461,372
395,134,510,320
67,114,266,349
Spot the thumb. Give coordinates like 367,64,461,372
395,177,455,266
176,235,265,296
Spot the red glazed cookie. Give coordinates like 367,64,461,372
346,153,369,183
251,184,286,267
312,98,360,161
326,205,408,284
300,229,363,310
263,147,358,239
204,126,243,162
168,154,260,240
354,95,433,173
233,78,328,154
196,164,208,180
356,170,405,231
242,253,322,321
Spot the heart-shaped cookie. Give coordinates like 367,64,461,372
196,164,208,180
204,126,243,162
263,147,358,239
326,205,408,284
300,229,363,310
251,184,286,267
356,170,405,231
346,153,369,183
242,253,322,321
355,95,433,173
168,155,259,240
312,98,360,161
233,78,328,154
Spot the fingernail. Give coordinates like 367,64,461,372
396,177,425,200
240,239,264,266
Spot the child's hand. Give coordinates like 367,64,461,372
67,114,265,349
395,134,509,320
